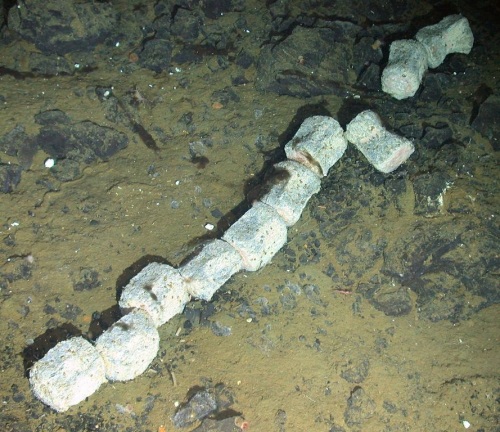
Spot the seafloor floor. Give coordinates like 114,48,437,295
0,0,498,431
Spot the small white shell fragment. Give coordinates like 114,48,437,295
415,15,474,69
204,222,215,231
44,158,55,168
345,110,414,173
95,309,159,381
284,116,347,176
462,420,471,429
119,262,189,327
180,239,242,301
222,201,287,271
29,337,106,412
259,160,321,226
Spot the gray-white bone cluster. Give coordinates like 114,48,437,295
382,15,474,100
29,112,414,412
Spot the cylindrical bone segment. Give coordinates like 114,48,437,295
415,15,474,69
180,239,243,301
284,116,347,176
29,337,107,412
222,201,287,271
345,110,415,173
381,39,428,100
95,309,159,381
119,262,189,327
259,160,321,226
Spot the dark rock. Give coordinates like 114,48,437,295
0,125,38,169
60,304,82,321
184,306,202,327
48,159,82,182
419,73,449,103
341,358,370,383
356,63,381,91
446,54,470,74
138,39,173,73
352,37,383,76
274,408,287,431
16,140,38,170
369,285,412,316
421,122,453,150
28,52,73,76
35,126,71,160
268,0,294,33
73,121,128,160
344,387,376,427
382,220,500,322
398,122,423,139
210,87,240,105
200,24,230,51
437,143,471,174
231,75,250,86
256,25,358,98
357,0,415,22
279,290,298,310
73,268,101,291
436,95,466,114
172,46,204,64
8,0,118,55
34,109,71,126
33,117,128,181
304,284,324,306
328,426,346,432
469,84,493,122
0,163,23,193
11,384,25,403
151,12,172,40
210,321,232,337
412,172,453,216
0,3,5,30
383,400,398,413
235,50,254,69
191,415,247,432
171,8,201,41
471,94,500,151
3,233,16,247
0,125,30,157
43,304,57,315
172,390,218,428
201,0,243,20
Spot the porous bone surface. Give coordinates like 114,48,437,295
284,115,347,176
180,239,243,301
29,336,106,412
259,159,321,226
381,39,428,100
119,262,189,327
416,15,474,68
95,308,160,381
222,201,287,271
345,110,415,173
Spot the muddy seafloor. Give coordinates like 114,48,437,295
0,0,499,431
